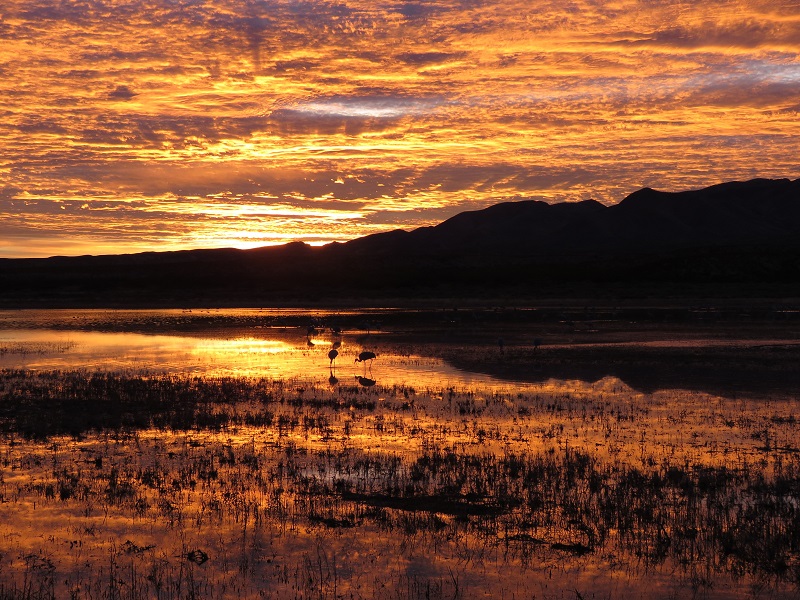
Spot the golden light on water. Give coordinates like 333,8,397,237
195,337,294,355
1,0,799,256
2,308,800,598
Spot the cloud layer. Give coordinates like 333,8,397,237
1,0,799,256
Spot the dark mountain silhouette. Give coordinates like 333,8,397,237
1,178,799,306
339,178,800,260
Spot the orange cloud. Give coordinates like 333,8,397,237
0,0,798,256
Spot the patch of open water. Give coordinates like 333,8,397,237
1,309,799,599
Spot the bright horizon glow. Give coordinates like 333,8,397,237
1,0,799,257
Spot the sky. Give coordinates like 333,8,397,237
1,0,799,258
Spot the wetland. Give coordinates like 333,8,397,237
0,306,799,599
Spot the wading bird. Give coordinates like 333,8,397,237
355,351,376,364
328,348,338,366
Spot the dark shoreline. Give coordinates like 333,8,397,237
2,281,800,310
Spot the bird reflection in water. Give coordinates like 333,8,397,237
355,375,376,387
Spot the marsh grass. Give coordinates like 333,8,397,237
0,341,75,357
0,369,799,599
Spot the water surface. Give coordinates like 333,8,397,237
1,309,799,599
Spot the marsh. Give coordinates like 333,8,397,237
1,307,799,599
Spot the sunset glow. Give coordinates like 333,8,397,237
2,0,799,257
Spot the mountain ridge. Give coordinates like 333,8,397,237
1,177,799,305
332,177,800,262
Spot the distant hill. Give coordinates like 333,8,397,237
338,178,800,260
1,178,800,306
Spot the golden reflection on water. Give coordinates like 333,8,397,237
1,310,800,598
1,368,799,599
0,326,526,390
197,337,294,354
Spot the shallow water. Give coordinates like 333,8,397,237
1,309,799,599
2,308,798,390
0,308,632,395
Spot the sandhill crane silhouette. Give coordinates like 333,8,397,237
355,351,376,364
355,350,376,376
328,348,338,366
